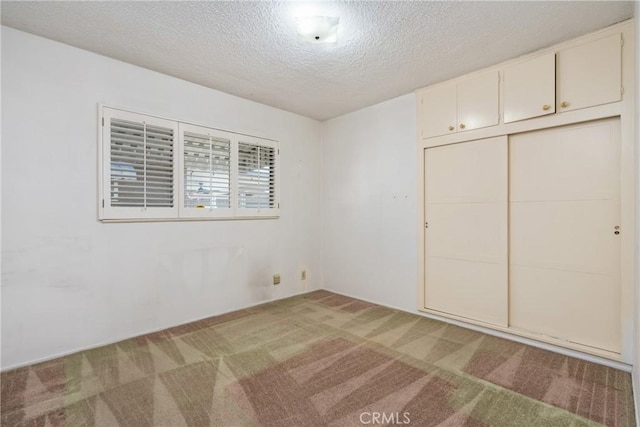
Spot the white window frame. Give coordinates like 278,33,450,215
98,105,280,222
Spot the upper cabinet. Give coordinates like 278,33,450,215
418,26,626,143
557,33,622,113
422,82,457,139
503,53,556,123
421,70,499,139
457,71,500,132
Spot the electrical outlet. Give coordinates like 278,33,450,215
273,274,281,285
301,270,307,280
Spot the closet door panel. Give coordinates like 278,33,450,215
510,201,617,275
426,139,505,203
509,119,621,352
510,121,619,201
428,203,506,263
424,136,507,327
510,266,620,352
426,258,506,326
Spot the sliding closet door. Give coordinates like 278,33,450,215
424,136,508,326
509,119,621,352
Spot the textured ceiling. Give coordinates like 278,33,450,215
1,1,634,121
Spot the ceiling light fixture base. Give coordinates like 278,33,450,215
296,16,339,45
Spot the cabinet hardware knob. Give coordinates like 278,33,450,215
448,125,454,131
561,101,569,108
459,123,466,129
542,104,551,111
615,231,620,235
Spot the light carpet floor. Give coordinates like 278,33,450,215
1,290,635,426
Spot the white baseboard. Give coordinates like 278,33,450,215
1,288,319,372
325,288,633,372
3,287,632,374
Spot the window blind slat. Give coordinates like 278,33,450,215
109,117,175,209
103,109,278,220
238,143,276,209
183,131,231,210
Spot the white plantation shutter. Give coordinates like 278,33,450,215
180,124,233,218
237,136,279,216
99,106,278,221
101,108,178,219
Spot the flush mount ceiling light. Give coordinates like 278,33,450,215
296,16,339,44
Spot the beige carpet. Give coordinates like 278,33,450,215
1,290,635,426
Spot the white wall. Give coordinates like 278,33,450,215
633,1,640,418
321,94,418,311
1,27,322,369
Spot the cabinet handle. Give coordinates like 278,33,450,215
561,101,569,108
448,125,454,131
459,123,466,129
542,104,551,111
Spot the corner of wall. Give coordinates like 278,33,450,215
319,119,326,292
633,8,640,422
0,24,3,373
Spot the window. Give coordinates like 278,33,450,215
237,136,278,216
99,107,279,221
180,124,233,218
102,109,179,219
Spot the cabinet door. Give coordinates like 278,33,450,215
509,119,621,353
503,53,556,123
421,82,457,139
424,136,508,326
457,70,499,132
557,33,622,113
